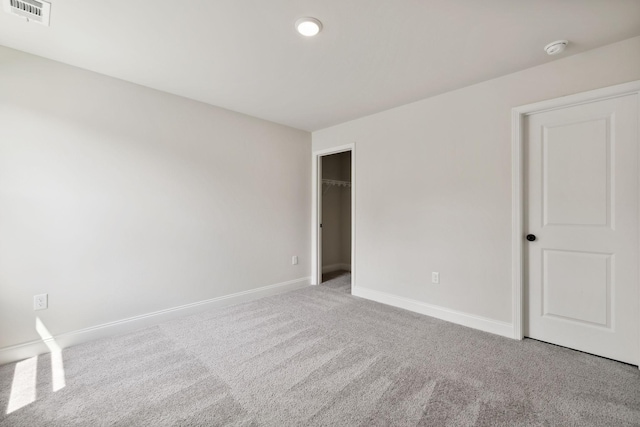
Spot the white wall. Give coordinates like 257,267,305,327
0,46,311,354
313,36,640,327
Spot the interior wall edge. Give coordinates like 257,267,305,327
0,276,310,366
352,287,514,339
321,263,352,274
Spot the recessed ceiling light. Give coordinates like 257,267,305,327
295,17,322,37
544,40,568,55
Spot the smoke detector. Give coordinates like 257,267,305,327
3,0,51,26
544,40,568,55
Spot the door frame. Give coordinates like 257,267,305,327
511,80,640,354
311,143,356,288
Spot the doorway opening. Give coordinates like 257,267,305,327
320,151,352,292
311,144,355,292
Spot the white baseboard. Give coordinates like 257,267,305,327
0,277,310,366
351,287,514,339
322,263,351,274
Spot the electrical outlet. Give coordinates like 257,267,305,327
431,272,440,284
34,294,48,311
292,255,298,265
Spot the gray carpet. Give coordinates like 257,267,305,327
321,270,351,293
1,284,639,426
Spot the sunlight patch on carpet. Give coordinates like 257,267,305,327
36,317,66,392
6,356,37,414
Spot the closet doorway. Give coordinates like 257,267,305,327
312,144,355,293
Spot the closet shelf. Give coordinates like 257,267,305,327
322,179,351,188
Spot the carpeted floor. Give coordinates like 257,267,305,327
321,270,351,293
1,282,639,426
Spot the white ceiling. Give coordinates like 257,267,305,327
1,1,639,131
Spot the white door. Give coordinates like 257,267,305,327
525,94,639,365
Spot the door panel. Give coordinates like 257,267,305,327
543,118,609,226
543,249,611,327
525,94,639,365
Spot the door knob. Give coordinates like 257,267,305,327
526,234,536,241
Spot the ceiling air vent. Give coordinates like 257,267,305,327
3,0,51,26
